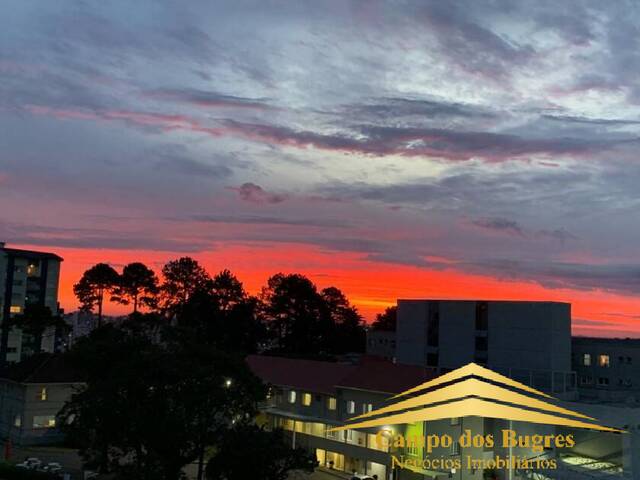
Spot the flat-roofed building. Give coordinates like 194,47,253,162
572,337,640,404
0,354,84,445
0,242,63,362
395,300,574,397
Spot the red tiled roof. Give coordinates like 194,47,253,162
337,356,436,394
247,355,356,395
246,354,436,396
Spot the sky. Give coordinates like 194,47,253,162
1,0,640,336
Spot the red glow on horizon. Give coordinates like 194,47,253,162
13,242,640,338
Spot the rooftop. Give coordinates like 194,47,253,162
246,354,436,395
0,354,84,384
1,243,63,261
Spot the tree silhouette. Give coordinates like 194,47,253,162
206,425,316,480
321,287,366,353
112,262,159,313
59,323,265,480
10,304,69,357
73,263,119,326
160,257,211,316
260,273,326,355
371,306,397,331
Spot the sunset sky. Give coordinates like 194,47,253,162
2,1,640,336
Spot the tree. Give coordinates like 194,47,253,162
112,262,159,313
259,274,327,355
211,270,246,312
10,304,69,357
58,323,265,480
160,257,211,316
170,270,264,354
73,263,119,326
321,287,366,353
371,306,397,332
205,425,317,480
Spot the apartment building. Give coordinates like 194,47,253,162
572,337,640,403
0,243,63,362
248,354,633,479
0,354,83,445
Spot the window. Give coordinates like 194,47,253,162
627,357,633,365
598,355,610,367
327,397,337,410
427,303,439,347
13,415,21,428
9,306,21,314
33,415,56,429
346,400,355,414
38,387,47,401
302,393,312,406
362,403,373,414
583,354,591,366
580,376,593,385
597,377,609,386
288,390,297,404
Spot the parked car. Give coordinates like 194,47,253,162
16,457,42,470
43,462,63,473
350,475,375,480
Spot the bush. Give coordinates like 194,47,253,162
0,462,58,480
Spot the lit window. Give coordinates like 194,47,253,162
39,387,47,401
362,403,373,414
583,354,591,366
302,393,312,406
346,400,355,414
288,390,297,404
9,306,21,314
13,415,21,428
598,355,610,367
327,397,337,410
33,415,56,429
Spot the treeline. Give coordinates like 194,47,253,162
51,257,399,479
74,257,367,357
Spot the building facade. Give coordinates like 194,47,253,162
248,354,635,480
572,337,640,404
366,330,396,362
0,243,63,362
0,354,83,445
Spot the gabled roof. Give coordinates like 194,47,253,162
0,354,84,384
246,354,437,395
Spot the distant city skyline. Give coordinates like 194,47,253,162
2,1,640,336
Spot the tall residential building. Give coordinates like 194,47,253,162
0,242,63,363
